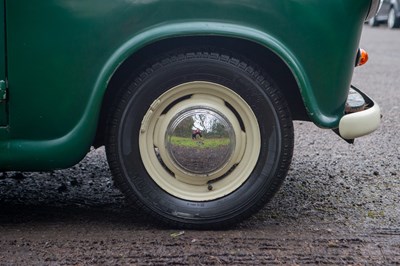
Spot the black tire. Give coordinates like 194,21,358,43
106,48,294,229
388,7,400,29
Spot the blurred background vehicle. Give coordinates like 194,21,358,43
369,0,400,28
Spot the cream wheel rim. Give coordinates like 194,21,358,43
139,81,261,201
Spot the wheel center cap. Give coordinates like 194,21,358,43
165,107,236,176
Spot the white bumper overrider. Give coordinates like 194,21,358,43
339,88,381,140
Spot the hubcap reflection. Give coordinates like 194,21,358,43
165,107,236,176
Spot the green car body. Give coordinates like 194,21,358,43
0,0,382,228
0,0,378,170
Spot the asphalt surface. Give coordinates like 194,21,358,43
0,26,399,265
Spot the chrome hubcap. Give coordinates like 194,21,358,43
165,107,236,176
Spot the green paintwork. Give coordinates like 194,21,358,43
0,0,372,170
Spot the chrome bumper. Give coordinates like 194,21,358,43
338,86,381,140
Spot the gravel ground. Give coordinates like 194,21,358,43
0,26,399,265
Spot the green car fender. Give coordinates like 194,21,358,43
99,22,314,121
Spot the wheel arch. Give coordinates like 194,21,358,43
93,22,310,147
